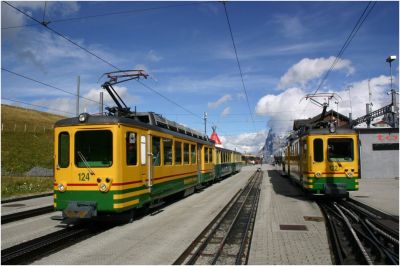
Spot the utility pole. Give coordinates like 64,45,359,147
347,85,353,123
76,75,80,116
99,92,103,115
204,112,208,135
386,55,398,128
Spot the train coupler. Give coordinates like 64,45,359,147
63,201,97,219
324,183,348,196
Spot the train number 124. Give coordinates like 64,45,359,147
78,172,90,181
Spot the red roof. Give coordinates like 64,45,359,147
210,131,222,145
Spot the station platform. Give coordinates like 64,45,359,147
349,177,399,217
248,165,332,264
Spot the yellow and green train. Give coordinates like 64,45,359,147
54,112,243,220
282,127,359,196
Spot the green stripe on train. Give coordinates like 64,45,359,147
54,174,199,212
307,177,358,191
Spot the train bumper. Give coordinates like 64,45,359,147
63,201,97,219
324,183,347,195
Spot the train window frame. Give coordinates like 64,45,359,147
205,147,209,163
126,132,138,166
191,144,196,164
183,143,190,164
152,136,161,166
75,130,113,168
210,148,213,163
175,141,182,165
313,138,324,162
163,138,173,166
328,138,354,162
58,132,70,168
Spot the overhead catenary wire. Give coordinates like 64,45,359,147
3,1,203,121
312,1,376,96
2,97,75,115
2,1,213,30
1,67,109,108
222,2,255,129
300,1,376,118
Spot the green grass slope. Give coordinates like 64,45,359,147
1,104,66,175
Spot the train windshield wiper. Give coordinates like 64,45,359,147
77,151,95,175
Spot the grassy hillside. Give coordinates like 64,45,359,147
1,104,66,175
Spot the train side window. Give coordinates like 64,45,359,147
126,132,137,165
191,144,196,164
58,132,69,168
175,141,182,165
163,138,173,165
184,143,189,164
210,148,213,163
205,147,209,163
152,136,161,166
313,139,323,162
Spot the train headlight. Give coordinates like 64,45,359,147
58,183,66,192
78,113,89,123
99,183,108,192
329,122,336,133
346,172,353,178
315,172,321,178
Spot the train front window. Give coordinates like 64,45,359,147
313,139,323,162
75,130,112,167
58,132,69,168
328,138,354,162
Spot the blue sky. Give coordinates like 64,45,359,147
1,1,399,153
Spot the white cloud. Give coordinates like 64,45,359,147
255,75,393,133
333,75,392,120
4,28,117,74
278,56,354,89
146,49,163,62
208,94,232,109
255,87,319,133
32,85,140,116
273,15,306,38
220,129,268,154
220,107,231,117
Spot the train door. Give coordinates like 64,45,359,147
139,134,151,189
197,144,202,185
55,130,72,192
300,138,307,184
311,137,324,176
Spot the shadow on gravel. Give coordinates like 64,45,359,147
267,170,313,202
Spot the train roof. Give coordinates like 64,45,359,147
288,127,357,141
55,112,213,145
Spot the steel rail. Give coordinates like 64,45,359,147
235,186,261,265
187,171,260,264
1,227,88,264
172,187,244,265
319,200,399,265
318,202,345,264
174,170,262,265
210,173,261,264
1,222,114,264
1,205,54,224
333,203,373,265
1,193,53,204
358,219,399,265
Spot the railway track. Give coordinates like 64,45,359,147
1,205,55,224
318,199,399,265
174,169,263,265
1,222,113,265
